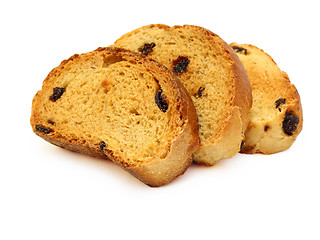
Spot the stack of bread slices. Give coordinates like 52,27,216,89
31,24,303,187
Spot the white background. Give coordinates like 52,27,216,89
1,1,319,239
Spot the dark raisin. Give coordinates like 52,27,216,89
232,46,248,55
100,141,106,151
138,42,156,56
49,87,65,102
47,120,55,125
264,125,270,131
155,89,168,113
275,98,286,112
240,140,244,150
197,87,205,98
173,56,189,74
35,125,53,134
282,112,299,136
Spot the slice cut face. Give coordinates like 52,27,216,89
230,43,303,154
31,47,199,186
114,24,252,165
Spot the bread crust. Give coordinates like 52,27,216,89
115,24,252,165
193,41,252,165
31,47,199,187
128,83,199,186
230,43,303,154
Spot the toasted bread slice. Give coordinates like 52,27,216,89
114,24,252,165
31,47,199,186
230,43,303,154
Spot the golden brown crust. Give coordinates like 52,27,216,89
224,42,252,132
230,43,303,154
193,42,252,164
31,47,199,187
128,74,200,186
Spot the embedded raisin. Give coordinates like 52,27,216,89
275,98,286,111
197,87,205,98
264,125,270,131
155,89,168,113
100,141,106,151
35,125,53,134
138,42,156,56
240,140,244,150
49,87,65,102
232,46,247,55
47,120,55,125
173,56,189,74
282,112,299,135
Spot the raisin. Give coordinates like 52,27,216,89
232,46,248,55
138,42,156,56
47,120,55,125
49,87,65,102
275,98,286,112
264,125,270,131
173,56,189,74
35,125,53,134
282,112,299,136
197,87,205,98
100,141,107,151
155,89,168,113
240,140,244,150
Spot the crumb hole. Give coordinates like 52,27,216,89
130,108,140,115
102,55,125,68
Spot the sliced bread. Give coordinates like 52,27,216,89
114,24,252,165
30,47,200,187
230,43,303,154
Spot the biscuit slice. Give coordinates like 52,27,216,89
230,43,303,154
31,47,199,187
114,24,252,165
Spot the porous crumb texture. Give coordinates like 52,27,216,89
31,47,200,186
115,24,252,165
230,43,303,154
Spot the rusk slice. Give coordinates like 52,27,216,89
31,47,199,187
114,24,252,165
230,43,303,154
